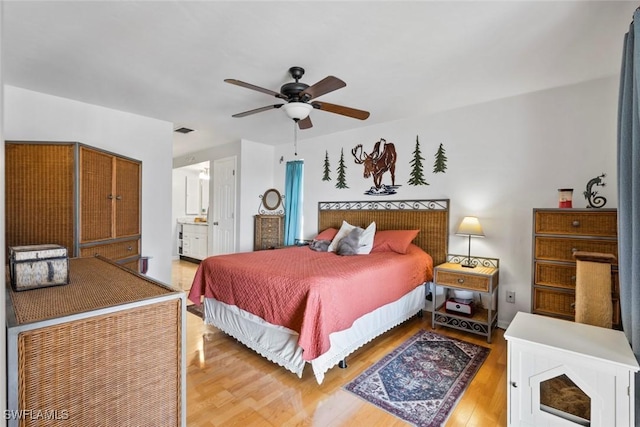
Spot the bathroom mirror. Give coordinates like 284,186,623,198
263,188,282,211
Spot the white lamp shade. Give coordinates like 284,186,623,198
456,216,485,237
283,102,312,120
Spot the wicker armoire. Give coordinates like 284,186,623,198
5,141,142,271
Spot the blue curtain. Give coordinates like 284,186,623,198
618,9,640,420
284,160,304,246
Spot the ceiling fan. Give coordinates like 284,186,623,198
224,66,370,129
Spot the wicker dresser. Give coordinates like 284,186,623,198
531,208,620,328
254,214,284,250
6,257,186,427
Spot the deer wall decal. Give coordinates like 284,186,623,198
351,139,397,190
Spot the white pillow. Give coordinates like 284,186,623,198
328,221,376,254
327,220,354,253
359,221,376,254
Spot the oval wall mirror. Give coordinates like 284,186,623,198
263,188,282,211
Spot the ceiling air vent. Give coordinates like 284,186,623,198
174,127,194,134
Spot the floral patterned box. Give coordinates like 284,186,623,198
9,244,69,291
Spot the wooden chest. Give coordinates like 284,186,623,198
531,209,620,328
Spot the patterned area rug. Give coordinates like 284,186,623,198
186,304,204,319
344,330,489,427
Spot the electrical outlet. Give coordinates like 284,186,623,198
506,291,516,303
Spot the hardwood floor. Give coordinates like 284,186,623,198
173,259,508,426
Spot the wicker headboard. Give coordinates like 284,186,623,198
317,199,449,266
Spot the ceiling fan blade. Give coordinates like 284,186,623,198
225,79,287,99
297,116,313,130
300,76,346,100
312,101,370,120
232,104,284,118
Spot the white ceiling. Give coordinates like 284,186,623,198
3,1,636,158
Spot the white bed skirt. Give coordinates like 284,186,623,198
203,284,426,384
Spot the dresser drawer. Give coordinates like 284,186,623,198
434,270,490,292
80,239,140,260
534,210,617,237
533,288,575,319
535,261,618,293
534,237,618,263
534,262,576,290
260,220,280,231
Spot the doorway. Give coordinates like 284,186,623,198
171,161,210,261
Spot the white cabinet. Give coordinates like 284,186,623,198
178,223,208,261
505,312,638,427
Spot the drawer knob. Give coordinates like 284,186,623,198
571,276,576,282
571,248,578,253
457,278,465,284
127,246,132,251
511,381,518,388
571,302,576,308
572,220,580,227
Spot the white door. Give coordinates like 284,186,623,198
211,156,236,255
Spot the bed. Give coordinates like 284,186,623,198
188,199,449,383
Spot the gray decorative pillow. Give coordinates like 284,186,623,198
309,239,331,252
336,227,364,256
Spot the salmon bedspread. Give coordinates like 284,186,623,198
188,244,433,361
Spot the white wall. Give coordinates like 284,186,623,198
239,139,276,252
273,76,619,328
4,85,174,284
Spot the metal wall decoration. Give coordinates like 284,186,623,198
351,138,399,195
335,148,349,189
433,143,447,173
408,135,429,186
322,150,331,181
584,173,607,208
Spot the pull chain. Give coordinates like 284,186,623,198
293,121,298,156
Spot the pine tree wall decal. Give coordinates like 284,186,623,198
335,148,349,189
433,143,448,173
408,135,429,186
322,150,331,181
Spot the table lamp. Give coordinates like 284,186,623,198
456,216,485,268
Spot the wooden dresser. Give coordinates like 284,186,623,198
531,208,620,328
254,214,284,250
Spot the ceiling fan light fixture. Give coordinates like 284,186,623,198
282,102,312,120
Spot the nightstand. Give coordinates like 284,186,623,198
432,255,499,343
